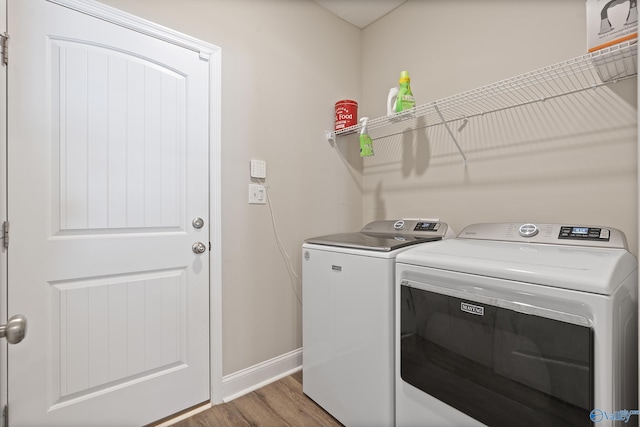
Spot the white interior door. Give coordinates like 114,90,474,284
7,1,211,425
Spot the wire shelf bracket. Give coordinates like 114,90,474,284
434,103,467,166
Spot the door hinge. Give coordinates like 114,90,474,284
3,404,8,427
1,33,8,66
3,221,8,249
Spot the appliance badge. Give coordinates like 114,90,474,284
332,265,342,272
461,302,484,316
304,251,310,261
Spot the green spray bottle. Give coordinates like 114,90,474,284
359,117,374,157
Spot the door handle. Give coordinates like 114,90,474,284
192,242,207,254
0,314,27,344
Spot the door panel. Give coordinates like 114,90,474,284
8,1,210,425
52,269,186,404
51,38,186,231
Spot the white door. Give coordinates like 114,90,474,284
7,1,211,425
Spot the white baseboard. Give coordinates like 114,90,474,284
221,347,302,402
156,348,302,426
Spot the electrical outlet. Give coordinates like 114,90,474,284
248,184,266,204
250,159,266,179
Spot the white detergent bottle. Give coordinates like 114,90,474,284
387,87,399,116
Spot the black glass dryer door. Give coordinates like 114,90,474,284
400,285,593,427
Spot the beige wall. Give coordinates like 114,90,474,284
98,0,638,378
98,0,364,375
361,0,638,253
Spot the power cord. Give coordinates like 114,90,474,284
257,178,302,305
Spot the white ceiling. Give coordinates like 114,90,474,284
313,0,407,29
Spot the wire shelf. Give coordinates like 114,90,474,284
327,40,637,145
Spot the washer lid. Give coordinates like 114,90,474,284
304,219,449,251
396,238,638,295
304,232,441,252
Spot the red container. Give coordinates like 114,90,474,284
335,100,358,131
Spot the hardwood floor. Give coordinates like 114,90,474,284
172,371,344,427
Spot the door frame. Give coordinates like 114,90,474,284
1,0,7,422
0,0,223,420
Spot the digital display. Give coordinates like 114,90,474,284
414,222,438,231
559,226,609,241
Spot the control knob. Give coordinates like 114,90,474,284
518,223,539,238
393,220,405,230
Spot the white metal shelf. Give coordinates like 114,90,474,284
327,40,637,164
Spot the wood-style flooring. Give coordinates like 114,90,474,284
172,371,344,427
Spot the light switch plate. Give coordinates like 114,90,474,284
248,184,266,204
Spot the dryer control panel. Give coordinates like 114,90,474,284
458,222,628,249
558,226,610,242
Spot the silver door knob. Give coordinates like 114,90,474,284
192,242,207,254
192,217,204,229
0,314,27,344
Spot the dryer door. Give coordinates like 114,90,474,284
400,283,593,427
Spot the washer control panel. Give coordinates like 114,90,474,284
362,219,449,238
458,222,628,249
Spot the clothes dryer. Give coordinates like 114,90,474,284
395,223,638,427
303,219,453,427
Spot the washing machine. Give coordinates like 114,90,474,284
302,219,454,427
395,222,638,427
